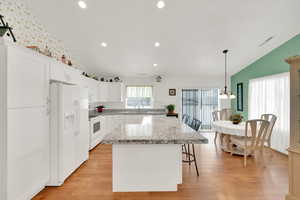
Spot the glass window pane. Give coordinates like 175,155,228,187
126,86,153,108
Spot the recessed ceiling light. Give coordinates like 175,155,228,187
154,42,160,47
156,1,165,9
78,0,87,9
153,64,158,67
101,42,107,47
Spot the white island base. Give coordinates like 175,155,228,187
113,144,182,192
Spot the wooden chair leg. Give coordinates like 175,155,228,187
244,150,247,167
214,132,218,144
192,144,199,176
267,141,273,158
260,149,266,168
220,134,224,146
230,142,234,156
188,144,191,166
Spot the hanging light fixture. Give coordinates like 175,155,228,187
219,49,235,99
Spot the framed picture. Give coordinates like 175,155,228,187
169,89,176,96
237,83,243,111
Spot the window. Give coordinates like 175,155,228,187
126,86,153,108
182,88,219,129
248,72,290,154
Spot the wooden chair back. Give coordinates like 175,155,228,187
220,108,232,120
212,110,221,121
245,119,270,150
261,114,277,144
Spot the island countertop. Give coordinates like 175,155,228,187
102,115,208,144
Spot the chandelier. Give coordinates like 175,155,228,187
219,49,235,99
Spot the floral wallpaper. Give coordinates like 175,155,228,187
0,0,78,67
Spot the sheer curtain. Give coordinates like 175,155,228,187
127,86,152,98
248,72,290,154
126,86,153,108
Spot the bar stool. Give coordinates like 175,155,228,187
182,117,201,176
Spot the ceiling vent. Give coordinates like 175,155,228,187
155,75,162,82
259,36,274,47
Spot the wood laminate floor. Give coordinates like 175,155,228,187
33,132,288,200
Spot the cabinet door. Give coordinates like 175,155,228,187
107,83,123,102
7,107,49,200
86,79,100,103
7,47,49,109
64,66,81,85
99,82,108,102
50,61,65,83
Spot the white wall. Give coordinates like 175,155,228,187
102,75,231,115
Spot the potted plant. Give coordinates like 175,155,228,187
166,104,175,114
230,114,243,124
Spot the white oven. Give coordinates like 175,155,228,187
89,116,105,150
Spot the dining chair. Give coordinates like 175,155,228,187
182,114,189,124
220,108,232,120
192,119,202,131
230,119,270,167
190,118,201,131
261,114,277,148
212,111,222,143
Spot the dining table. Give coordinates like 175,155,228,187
211,120,247,154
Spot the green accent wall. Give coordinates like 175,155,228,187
231,33,300,119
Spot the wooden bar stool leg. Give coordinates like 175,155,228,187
184,144,188,160
192,144,199,176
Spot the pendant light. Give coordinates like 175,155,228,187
219,49,235,99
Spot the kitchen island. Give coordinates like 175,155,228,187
102,115,208,192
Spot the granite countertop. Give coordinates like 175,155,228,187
102,115,208,144
89,109,166,119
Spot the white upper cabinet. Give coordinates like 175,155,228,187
82,78,123,103
7,45,49,109
107,82,123,102
50,60,81,85
82,77,100,103
98,82,108,102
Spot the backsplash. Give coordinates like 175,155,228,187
0,0,78,67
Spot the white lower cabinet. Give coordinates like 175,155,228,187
89,115,123,150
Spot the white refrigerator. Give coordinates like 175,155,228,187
48,82,89,186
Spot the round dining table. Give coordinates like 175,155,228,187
211,120,246,153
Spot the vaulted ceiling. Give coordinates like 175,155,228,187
26,0,300,78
